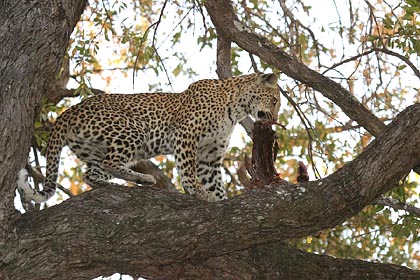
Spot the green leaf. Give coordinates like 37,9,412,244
172,64,182,77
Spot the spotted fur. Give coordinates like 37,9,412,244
18,73,280,202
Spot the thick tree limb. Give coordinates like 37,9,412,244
204,0,386,137
2,104,419,279
156,242,420,279
215,30,232,79
214,28,255,136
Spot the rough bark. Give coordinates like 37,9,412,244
215,31,232,79
1,104,419,279
214,29,255,136
155,242,420,280
245,121,287,186
0,0,86,270
204,0,386,138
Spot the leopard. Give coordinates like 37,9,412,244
17,73,280,202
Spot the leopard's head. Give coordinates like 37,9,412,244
249,73,280,121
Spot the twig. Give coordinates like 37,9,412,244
323,47,420,81
278,86,321,179
278,0,322,67
157,6,194,49
322,49,375,74
374,47,420,80
365,0,383,44
375,197,420,217
25,163,74,198
249,54,259,73
325,117,393,133
222,163,242,195
132,22,158,78
151,0,172,89
133,0,172,90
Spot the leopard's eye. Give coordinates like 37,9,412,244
272,98,278,105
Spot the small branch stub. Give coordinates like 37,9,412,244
245,121,309,189
245,121,287,188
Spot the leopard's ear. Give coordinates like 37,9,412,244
259,73,278,89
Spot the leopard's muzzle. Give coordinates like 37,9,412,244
257,111,274,121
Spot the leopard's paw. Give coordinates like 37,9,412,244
195,187,218,202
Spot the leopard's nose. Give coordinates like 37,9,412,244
257,111,266,119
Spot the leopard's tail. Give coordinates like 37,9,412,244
17,115,68,203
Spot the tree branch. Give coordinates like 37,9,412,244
45,87,105,104
159,242,420,279
323,47,420,80
130,161,177,192
204,0,386,137
214,26,255,136
375,197,420,217
24,163,74,199
204,0,420,177
3,104,419,279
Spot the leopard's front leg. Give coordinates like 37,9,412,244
173,131,216,202
197,143,228,201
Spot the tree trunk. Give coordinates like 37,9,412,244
0,0,86,267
